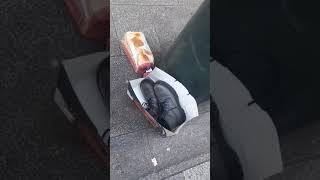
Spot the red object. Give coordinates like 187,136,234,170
64,0,109,46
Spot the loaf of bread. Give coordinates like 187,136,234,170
121,32,154,76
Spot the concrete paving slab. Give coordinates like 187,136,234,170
110,97,150,137
111,5,161,54
110,55,139,83
110,56,150,137
178,0,204,8
149,5,196,58
146,112,210,171
165,173,185,180
110,112,210,179
141,153,210,180
183,162,210,180
166,161,210,180
111,0,179,6
110,130,154,180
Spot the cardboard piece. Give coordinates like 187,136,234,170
127,67,199,136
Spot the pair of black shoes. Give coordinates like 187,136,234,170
140,79,186,131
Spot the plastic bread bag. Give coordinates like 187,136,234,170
121,32,155,76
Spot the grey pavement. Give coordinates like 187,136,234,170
165,161,210,180
110,0,209,179
141,153,209,180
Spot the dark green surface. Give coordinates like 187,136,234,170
157,0,210,103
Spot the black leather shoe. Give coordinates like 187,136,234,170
154,80,186,131
140,78,159,118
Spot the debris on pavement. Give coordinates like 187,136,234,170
151,158,158,166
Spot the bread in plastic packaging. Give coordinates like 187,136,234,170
121,32,154,76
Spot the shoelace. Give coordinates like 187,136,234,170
142,98,157,111
142,102,150,110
